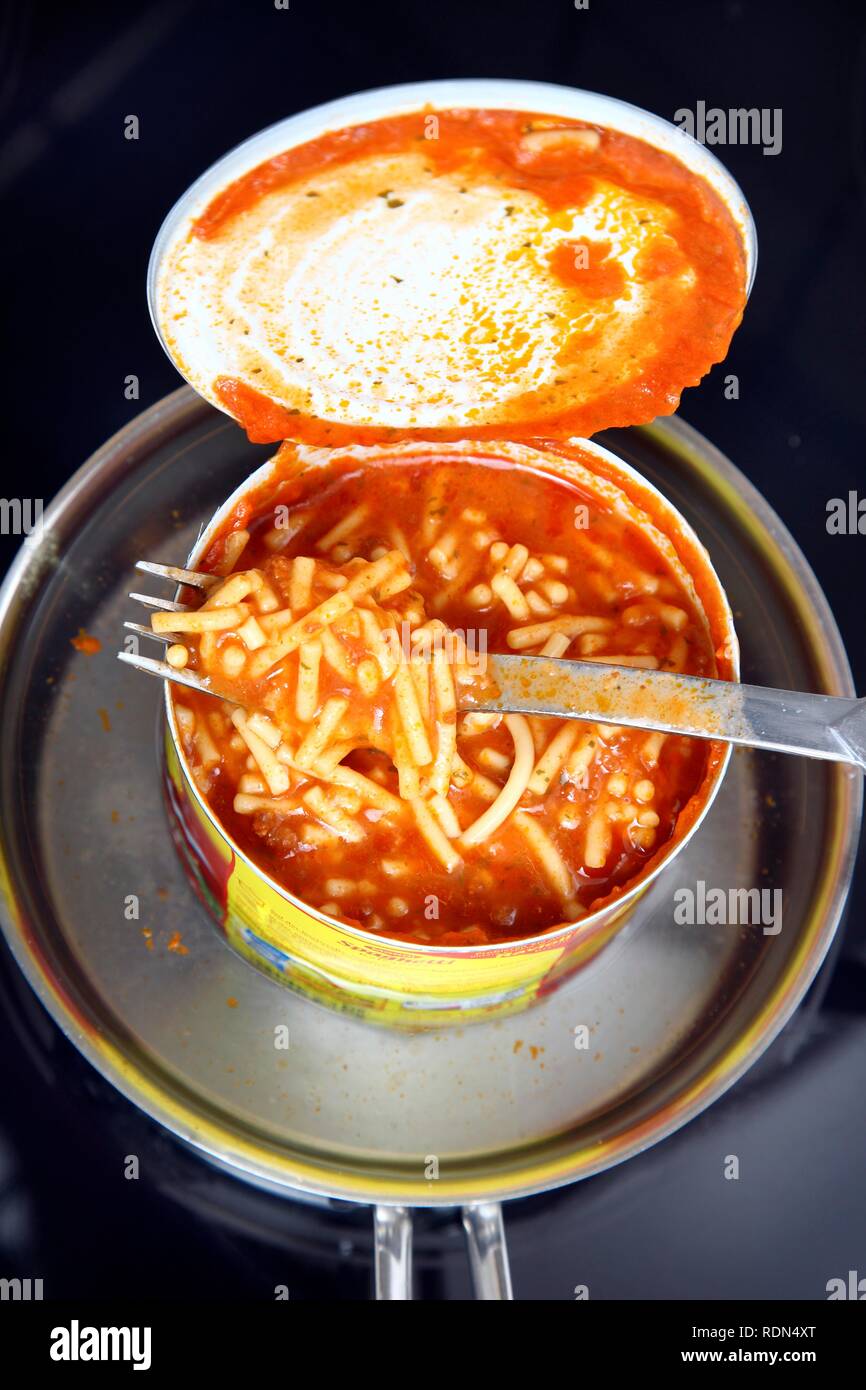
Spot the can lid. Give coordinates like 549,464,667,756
150,83,755,446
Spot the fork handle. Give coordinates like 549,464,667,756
739,687,866,770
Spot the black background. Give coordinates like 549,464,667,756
0,0,864,1300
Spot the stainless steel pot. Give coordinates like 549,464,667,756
0,390,858,1297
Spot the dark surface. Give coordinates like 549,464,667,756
0,0,864,1300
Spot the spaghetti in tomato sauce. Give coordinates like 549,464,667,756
162,445,722,947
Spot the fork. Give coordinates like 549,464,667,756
117,561,866,771
117,561,228,699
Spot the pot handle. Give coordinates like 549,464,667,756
374,1205,413,1299
373,1201,514,1299
462,1202,514,1299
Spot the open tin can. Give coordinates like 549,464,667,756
150,78,756,1034
163,436,738,1027
150,79,754,1030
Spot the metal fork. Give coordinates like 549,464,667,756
116,561,866,771
117,561,226,699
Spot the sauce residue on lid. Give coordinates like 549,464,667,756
157,108,747,445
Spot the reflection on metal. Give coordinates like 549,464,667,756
462,1204,513,1300
374,1206,413,1301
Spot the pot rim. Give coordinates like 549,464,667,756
0,389,858,1206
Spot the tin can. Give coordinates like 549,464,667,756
162,437,739,1028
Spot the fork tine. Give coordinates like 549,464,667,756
135,561,219,590
128,590,189,613
124,620,171,644
116,649,217,698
